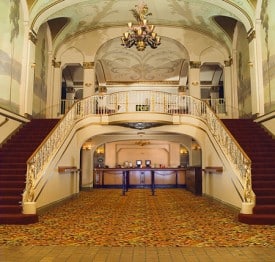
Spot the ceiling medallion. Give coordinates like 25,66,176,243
117,122,164,130
121,1,161,51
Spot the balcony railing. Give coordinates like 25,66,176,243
59,95,227,116
23,91,253,212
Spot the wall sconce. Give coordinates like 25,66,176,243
85,83,92,87
96,145,104,155
192,144,201,150
180,148,188,154
31,63,36,68
82,141,92,150
248,61,253,67
191,81,199,86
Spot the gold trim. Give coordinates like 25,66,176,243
106,81,179,86
83,62,95,69
189,61,201,69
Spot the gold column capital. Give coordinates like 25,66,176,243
189,61,201,69
83,62,95,69
52,60,61,68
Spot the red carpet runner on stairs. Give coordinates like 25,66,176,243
0,119,59,224
222,119,275,225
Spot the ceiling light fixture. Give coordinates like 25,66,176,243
121,1,161,51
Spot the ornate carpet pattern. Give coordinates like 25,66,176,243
0,189,274,247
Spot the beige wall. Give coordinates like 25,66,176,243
105,140,180,168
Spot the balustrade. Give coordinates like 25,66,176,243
23,91,254,210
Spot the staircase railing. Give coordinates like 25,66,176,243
23,91,254,212
202,104,254,204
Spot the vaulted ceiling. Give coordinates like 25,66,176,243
27,0,257,85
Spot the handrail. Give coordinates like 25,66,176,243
23,91,254,209
202,103,254,203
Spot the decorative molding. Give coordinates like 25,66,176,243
106,81,179,86
247,29,255,43
224,57,233,67
28,31,37,44
83,62,95,69
189,61,201,69
52,60,61,68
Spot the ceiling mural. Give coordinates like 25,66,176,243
96,37,189,83
27,0,256,85
29,0,255,51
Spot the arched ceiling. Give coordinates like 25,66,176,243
95,37,189,83
29,0,255,43
27,0,256,85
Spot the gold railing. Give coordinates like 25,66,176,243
23,91,254,209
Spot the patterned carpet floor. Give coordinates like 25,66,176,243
0,189,274,247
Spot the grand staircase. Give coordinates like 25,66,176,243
222,119,275,225
0,119,59,224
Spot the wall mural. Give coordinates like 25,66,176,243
33,24,48,117
0,0,22,113
236,22,251,117
261,0,275,112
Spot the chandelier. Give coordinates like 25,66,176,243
121,2,161,51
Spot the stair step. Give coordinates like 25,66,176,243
256,196,275,205
253,205,275,214
0,181,25,187
252,168,275,174
252,176,275,181
238,213,275,225
0,213,38,224
0,169,26,175
0,119,59,225
223,119,275,225
0,175,25,181
0,196,21,205
0,205,22,214
253,181,275,188
0,188,24,196
253,188,275,196
0,163,26,168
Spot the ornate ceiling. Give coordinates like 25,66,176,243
27,0,256,85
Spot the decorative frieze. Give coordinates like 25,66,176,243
83,62,95,69
189,61,201,69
